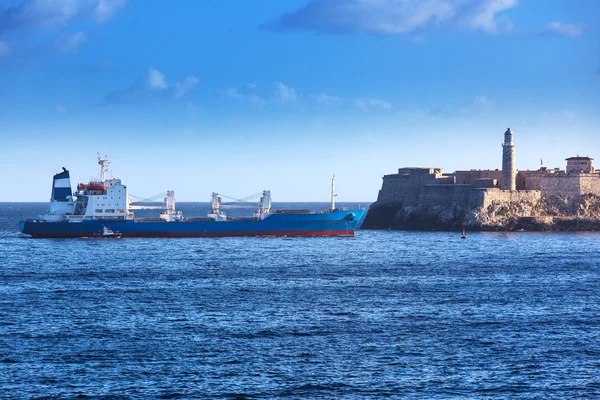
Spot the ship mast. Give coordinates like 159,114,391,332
331,173,337,211
97,153,110,182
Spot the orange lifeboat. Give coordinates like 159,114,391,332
88,183,106,191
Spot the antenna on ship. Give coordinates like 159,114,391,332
331,173,337,211
97,153,110,182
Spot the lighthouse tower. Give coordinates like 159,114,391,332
501,128,516,191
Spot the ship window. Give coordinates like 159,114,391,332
105,209,115,213
95,209,103,213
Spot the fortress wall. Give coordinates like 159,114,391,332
377,174,411,203
469,189,487,208
517,171,546,190
419,185,471,208
473,179,497,188
542,174,600,196
377,169,445,205
455,170,502,186
579,175,600,196
435,176,456,184
452,185,472,206
470,188,541,210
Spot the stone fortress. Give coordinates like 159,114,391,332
363,128,600,230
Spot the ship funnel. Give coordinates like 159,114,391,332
51,169,72,202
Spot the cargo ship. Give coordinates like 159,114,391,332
19,155,365,238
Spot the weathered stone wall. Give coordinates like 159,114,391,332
391,183,540,214
377,174,411,203
540,174,600,196
419,184,471,208
455,170,502,186
436,175,456,184
541,175,578,196
580,175,600,196
377,168,445,205
517,170,546,190
469,188,541,211
472,178,497,189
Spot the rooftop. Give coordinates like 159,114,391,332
566,156,594,161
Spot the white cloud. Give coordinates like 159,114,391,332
105,67,198,103
93,0,127,22
314,92,342,105
0,0,127,34
246,83,257,90
226,88,242,98
274,82,297,103
355,98,393,110
55,30,87,53
468,0,516,33
148,67,168,89
249,94,266,107
545,21,584,37
225,87,266,107
264,0,518,36
173,77,199,99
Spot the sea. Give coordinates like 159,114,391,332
1,202,599,399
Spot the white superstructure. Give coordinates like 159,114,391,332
72,154,133,220
38,155,148,222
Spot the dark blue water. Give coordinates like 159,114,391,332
1,203,600,398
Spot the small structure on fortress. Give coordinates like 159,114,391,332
363,128,600,231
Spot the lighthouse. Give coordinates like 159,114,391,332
501,128,516,191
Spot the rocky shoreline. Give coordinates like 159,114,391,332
362,194,600,232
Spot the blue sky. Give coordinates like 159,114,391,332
0,0,598,201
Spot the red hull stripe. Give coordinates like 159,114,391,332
28,230,355,238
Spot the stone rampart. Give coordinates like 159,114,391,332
541,174,600,196
455,170,502,186
472,178,497,189
419,184,471,208
517,170,547,190
476,188,542,210
580,175,600,196
377,168,444,205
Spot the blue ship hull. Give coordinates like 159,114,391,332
19,210,366,238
